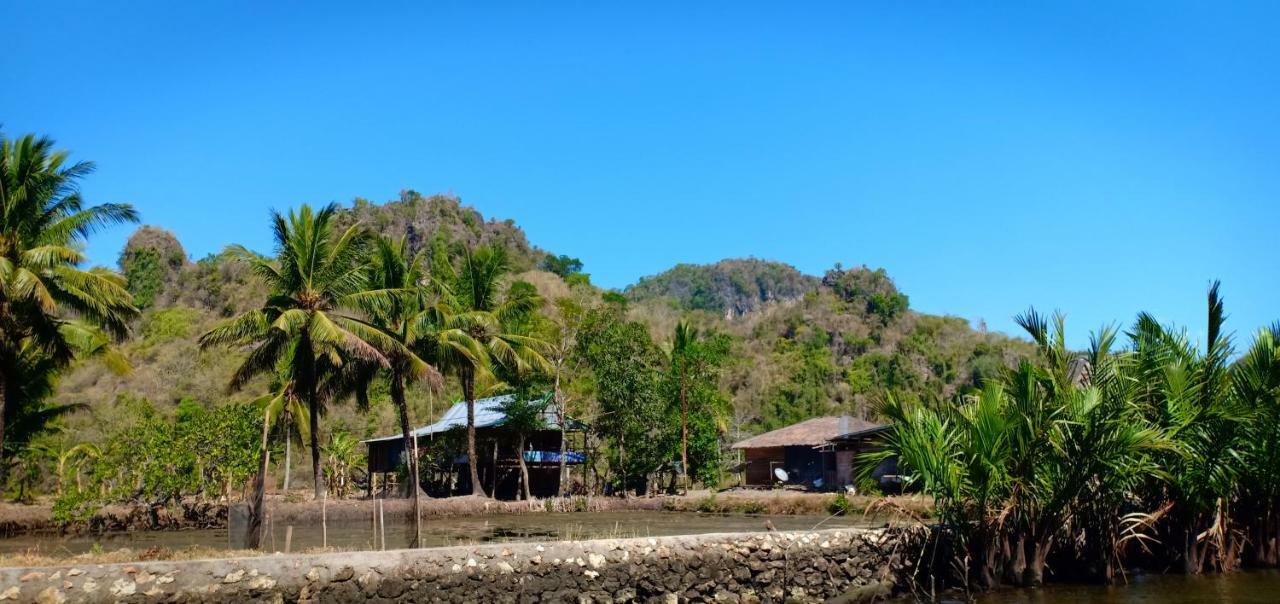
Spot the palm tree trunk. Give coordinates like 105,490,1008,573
0,371,8,485
247,406,272,549
390,372,422,543
302,357,323,500
283,424,292,492
463,371,484,496
295,332,324,501
518,433,531,501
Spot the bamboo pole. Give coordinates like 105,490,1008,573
378,498,386,551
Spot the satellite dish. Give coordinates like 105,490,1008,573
773,468,789,482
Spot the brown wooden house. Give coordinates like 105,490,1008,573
731,416,884,489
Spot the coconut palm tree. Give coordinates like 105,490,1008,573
200,203,413,499
439,245,551,497
330,234,454,542
0,132,139,472
363,237,442,502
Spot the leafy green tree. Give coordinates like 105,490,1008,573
540,254,583,278
53,401,263,521
498,393,549,500
822,264,908,321
0,132,139,474
544,295,587,496
200,203,410,499
578,306,665,494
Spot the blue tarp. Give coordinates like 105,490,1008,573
450,451,585,465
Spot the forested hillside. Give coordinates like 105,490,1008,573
625,258,819,317
51,193,1032,456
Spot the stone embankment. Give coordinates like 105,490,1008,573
0,527,915,603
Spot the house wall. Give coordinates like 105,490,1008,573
835,450,855,487
743,447,785,486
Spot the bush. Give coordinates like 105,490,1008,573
828,492,853,516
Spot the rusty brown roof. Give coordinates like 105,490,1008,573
730,416,884,449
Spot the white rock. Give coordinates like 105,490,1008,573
110,578,136,597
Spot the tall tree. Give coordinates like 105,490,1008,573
350,235,444,541
439,245,550,497
671,321,694,490
200,203,409,499
0,132,139,473
578,305,665,495
667,321,731,489
544,295,586,497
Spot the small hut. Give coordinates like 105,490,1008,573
829,421,895,491
731,416,884,489
363,394,588,500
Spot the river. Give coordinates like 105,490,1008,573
970,569,1280,603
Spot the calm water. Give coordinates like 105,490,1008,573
969,569,1280,604
0,510,872,557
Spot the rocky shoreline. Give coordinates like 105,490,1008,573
0,527,915,603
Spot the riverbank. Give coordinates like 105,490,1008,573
0,491,932,536
0,526,914,603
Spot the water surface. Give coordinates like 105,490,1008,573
971,569,1280,604
0,510,874,557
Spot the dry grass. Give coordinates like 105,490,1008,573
0,545,264,568
661,490,934,519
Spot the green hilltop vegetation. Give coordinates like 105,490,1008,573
57,191,1033,449
625,258,819,317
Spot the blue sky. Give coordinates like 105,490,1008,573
5,2,1278,345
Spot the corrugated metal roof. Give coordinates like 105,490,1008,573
362,394,583,444
730,416,884,449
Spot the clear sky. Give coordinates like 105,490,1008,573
4,2,1277,346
